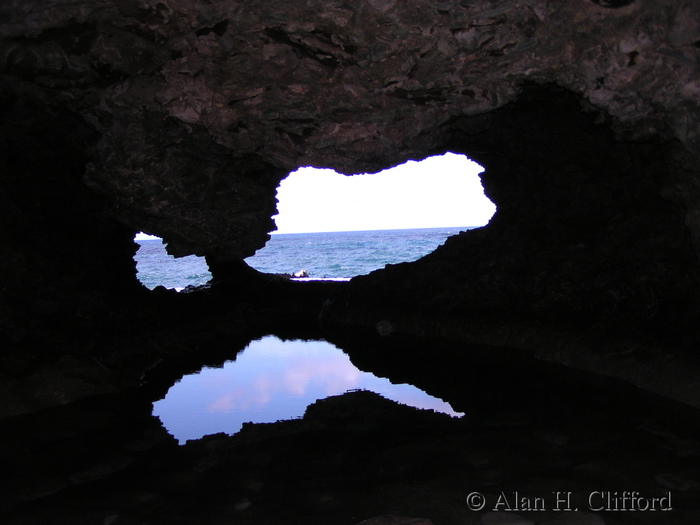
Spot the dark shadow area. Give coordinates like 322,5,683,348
1,326,699,524
321,86,700,410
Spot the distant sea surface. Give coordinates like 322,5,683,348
134,226,476,290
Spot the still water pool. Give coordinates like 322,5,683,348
153,336,463,443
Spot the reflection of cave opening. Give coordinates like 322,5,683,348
248,152,496,279
154,335,463,443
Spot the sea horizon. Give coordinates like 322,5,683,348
135,226,479,288
135,225,484,240
269,224,483,236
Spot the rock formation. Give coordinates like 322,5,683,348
3,0,700,522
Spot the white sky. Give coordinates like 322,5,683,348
135,152,496,240
135,232,160,240
273,152,495,234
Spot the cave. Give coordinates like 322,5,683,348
2,1,700,524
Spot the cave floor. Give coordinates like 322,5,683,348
1,328,699,525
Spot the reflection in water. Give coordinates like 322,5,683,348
154,336,463,443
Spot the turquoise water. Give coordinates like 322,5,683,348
134,226,476,289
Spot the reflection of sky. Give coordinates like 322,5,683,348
153,336,463,443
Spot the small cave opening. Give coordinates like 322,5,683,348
134,233,212,290
248,152,496,279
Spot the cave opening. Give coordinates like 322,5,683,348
248,153,496,278
134,233,212,291
133,152,495,286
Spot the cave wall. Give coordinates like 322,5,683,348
4,0,700,259
326,89,700,407
342,86,699,339
0,97,140,357
2,0,700,410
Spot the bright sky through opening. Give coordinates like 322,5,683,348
135,153,496,240
273,152,496,234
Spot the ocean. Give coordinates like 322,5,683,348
134,226,476,290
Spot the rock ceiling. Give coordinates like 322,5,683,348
3,0,700,258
